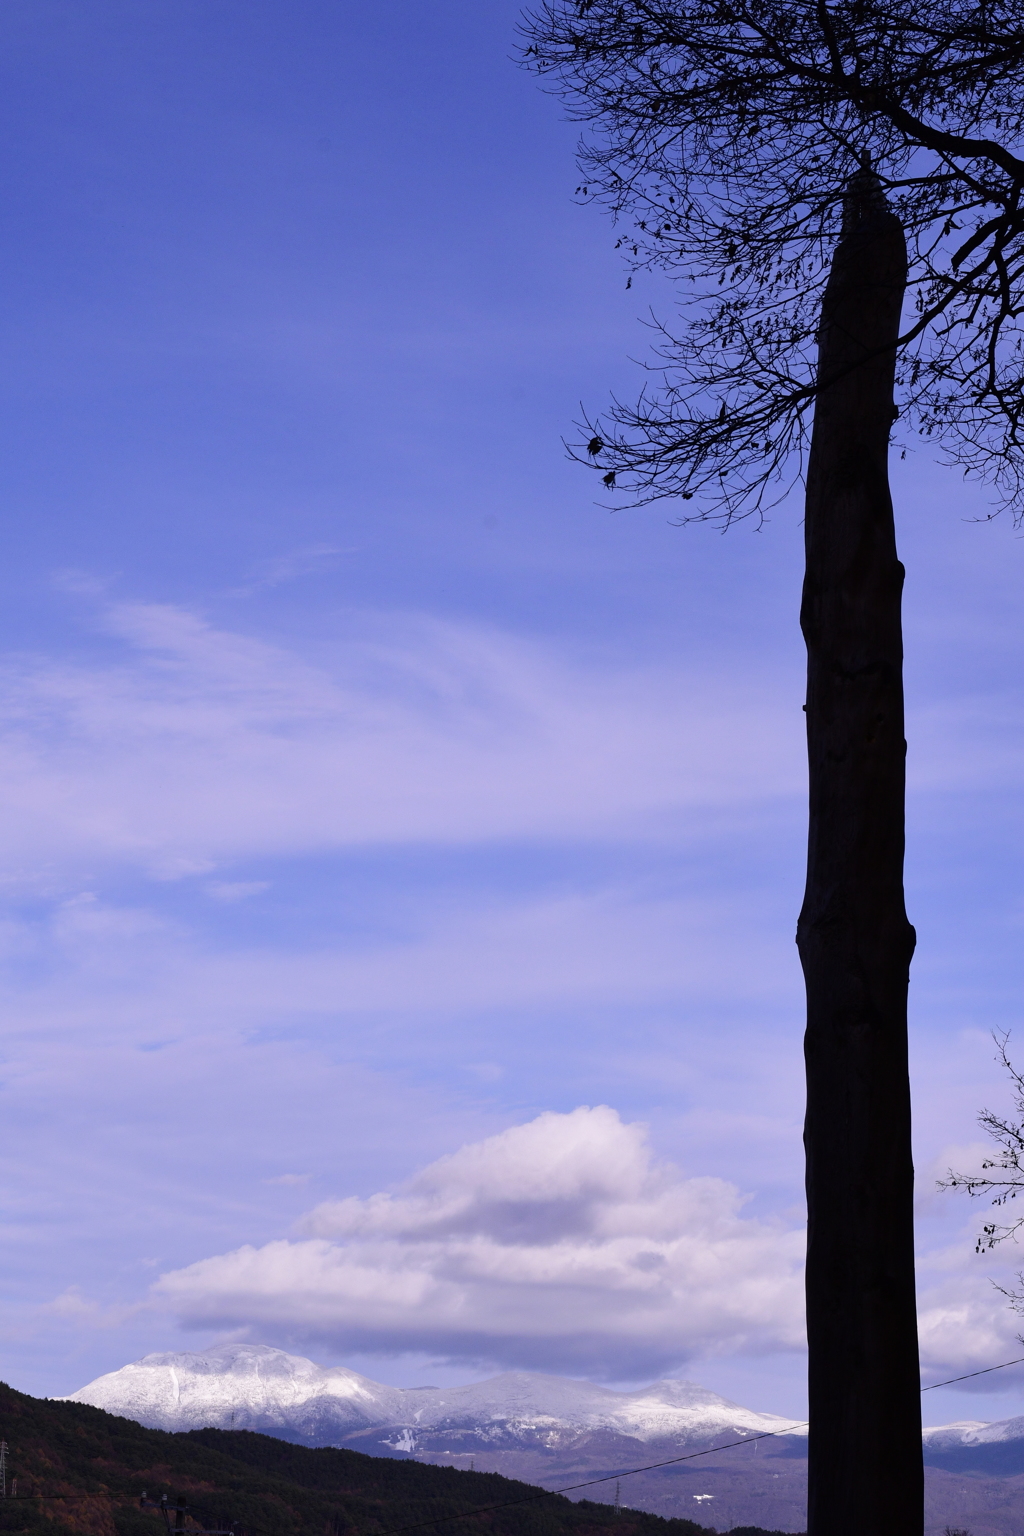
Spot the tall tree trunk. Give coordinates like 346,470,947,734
797,174,921,1536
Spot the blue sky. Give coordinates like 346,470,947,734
3,0,1024,1429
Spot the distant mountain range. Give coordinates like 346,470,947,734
62,1344,1024,1535
62,1344,805,1451
0,1377,721,1536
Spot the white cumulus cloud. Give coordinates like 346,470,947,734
154,1106,806,1377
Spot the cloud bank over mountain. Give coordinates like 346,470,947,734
0,576,1019,1406
154,1106,806,1377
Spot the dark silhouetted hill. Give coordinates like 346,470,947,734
0,1382,796,1536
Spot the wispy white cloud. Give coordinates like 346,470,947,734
230,544,353,597
1,596,1013,894
0,600,802,883
205,881,270,902
0,881,797,1055
38,1288,144,1330
154,1106,806,1378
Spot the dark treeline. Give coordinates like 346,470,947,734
0,1383,796,1536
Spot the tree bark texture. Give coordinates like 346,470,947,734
797,179,921,1536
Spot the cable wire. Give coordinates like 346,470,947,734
921,1355,1024,1390
370,1351,1024,1536
370,1427,810,1536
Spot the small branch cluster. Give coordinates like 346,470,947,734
520,0,1024,523
942,1034,1024,1313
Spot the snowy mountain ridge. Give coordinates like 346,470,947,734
65,1343,1022,1453
922,1415,1024,1450
62,1343,806,1447
61,1346,1024,1534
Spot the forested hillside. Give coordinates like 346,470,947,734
0,1385,793,1536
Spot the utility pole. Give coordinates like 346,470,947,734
139,1490,240,1536
0,1439,7,1498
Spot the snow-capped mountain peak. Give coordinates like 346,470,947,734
55,1346,1024,1536
61,1344,405,1435
61,1345,805,1447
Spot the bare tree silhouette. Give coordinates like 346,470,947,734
521,0,1024,523
520,6,1024,1536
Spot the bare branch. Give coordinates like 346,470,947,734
941,1033,1024,1256
520,0,1024,521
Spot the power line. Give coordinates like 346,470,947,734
371,1425,811,1536
371,1351,1024,1536
5,1492,145,1502
921,1355,1024,1391
0,1426,808,1508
